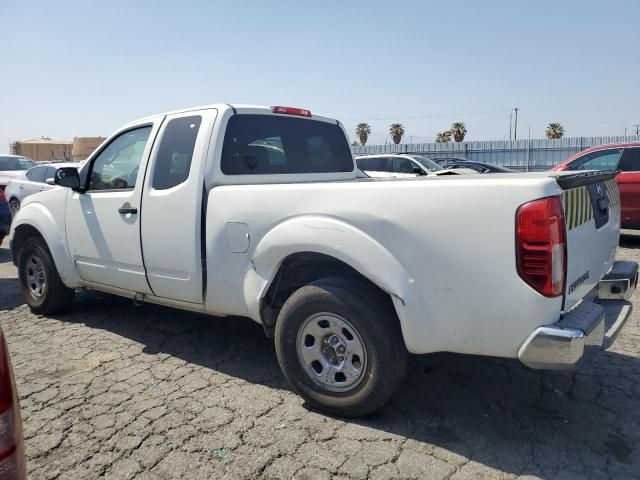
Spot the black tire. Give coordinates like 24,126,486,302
9,199,20,218
17,236,74,315
275,276,407,417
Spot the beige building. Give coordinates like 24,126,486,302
12,138,73,162
12,136,107,162
72,137,106,160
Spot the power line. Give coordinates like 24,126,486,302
341,108,512,121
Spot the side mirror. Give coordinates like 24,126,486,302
45,178,55,185
412,166,425,175
54,167,81,190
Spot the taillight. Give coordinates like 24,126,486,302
0,331,26,479
0,189,6,202
271,106,312,117
516,196,566,297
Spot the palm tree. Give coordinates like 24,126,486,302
389,123,405,144
546,122,565,139
450,122,467,142
355,123,371,146
435,131,452,143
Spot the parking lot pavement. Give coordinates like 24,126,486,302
0,235,639,480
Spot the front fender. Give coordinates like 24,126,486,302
11,201,81,288
244,215,427,352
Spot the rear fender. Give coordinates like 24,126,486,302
244,215,427,351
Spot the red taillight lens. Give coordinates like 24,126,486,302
271,106,312,117
516,196,566,297
0,188,6,202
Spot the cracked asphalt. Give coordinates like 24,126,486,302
0,233,639,480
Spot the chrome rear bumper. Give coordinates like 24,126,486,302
518,261,637,370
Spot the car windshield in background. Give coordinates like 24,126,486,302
410,155,443,172
0,156,36,171
221,115,354,175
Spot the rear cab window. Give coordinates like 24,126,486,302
221,115,353,175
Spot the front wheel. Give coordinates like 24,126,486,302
18,236,74,314
275,277,407,417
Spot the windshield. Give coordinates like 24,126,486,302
0,156,36,171
410,155,443,172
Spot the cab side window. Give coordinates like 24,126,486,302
152,116,202,190
618,148,640,172
570,149,622,170
88,127,152,191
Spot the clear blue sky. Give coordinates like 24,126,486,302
1,0,639,149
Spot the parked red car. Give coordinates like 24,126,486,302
552,142,640,229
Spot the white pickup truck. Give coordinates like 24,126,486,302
10,104,637,416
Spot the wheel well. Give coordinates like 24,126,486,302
260,252,397,338
11,225,43,265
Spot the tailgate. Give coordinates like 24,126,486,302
556,171,621,310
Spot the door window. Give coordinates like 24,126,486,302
618,148,640,172
570,149,622,170
88,126,152,191
45,166,58,182
392,157,420,174
364,157,390,172
27,166,47,183
152,116,202,190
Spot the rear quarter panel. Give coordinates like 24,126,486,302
204,175,565,358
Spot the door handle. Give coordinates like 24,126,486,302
118,205,138,215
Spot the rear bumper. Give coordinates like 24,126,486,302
518,260,637,369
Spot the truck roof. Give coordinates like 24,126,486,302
123,104,341,129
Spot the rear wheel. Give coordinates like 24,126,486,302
9,199,20,218
18,236,74,314
275,277,407,417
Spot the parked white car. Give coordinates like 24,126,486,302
10,104,637,416
0,155,36,189
356,153,477,178
5,163,82,216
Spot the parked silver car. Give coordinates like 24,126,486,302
5,162,82,216
0,155,36,189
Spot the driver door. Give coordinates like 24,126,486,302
65,121,162,293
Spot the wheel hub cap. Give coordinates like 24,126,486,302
296,313,368,392
25,254,46,298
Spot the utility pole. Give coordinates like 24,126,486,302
514,107,519,140
509,112,512,141
625,127,628,137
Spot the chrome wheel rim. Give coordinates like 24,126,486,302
296,313,368,393
25,254,46,298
